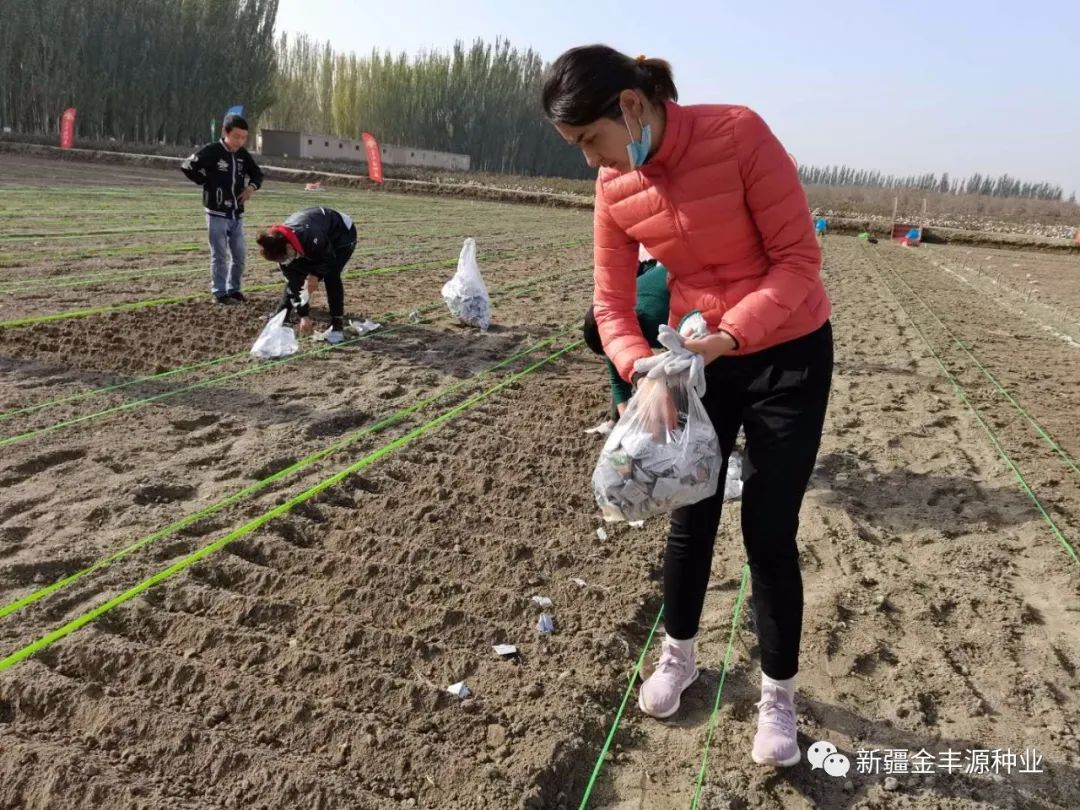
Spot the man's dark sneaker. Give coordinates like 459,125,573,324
228,290,247,302
215,295,238,305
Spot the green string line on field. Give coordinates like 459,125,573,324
578,604,665,810
0,324,576,622
0,350,251,424
0,226,579,293
875,252,1080,477
0,238,587,329
868,249,1080,565
691,564,751,809
0,265,590,447
0,339,583,674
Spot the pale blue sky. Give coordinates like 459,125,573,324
277,0,1080,195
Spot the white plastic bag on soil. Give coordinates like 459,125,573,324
250,310,299,359
442,238,491,330
592,333,721,522
725,450,744,500
345,319,381,336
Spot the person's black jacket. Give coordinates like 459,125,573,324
278,207,356,275
180,139,263,218
276,207,357,319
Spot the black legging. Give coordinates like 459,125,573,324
665,321,833,680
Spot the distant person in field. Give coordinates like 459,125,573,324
814,214,828,240
255,207,358,345
180,114,263,305
543,45,832,768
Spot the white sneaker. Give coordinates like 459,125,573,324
316,327,345,345
638,638,698,719
751,684,801,767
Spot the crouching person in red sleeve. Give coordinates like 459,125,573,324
256,207,358,344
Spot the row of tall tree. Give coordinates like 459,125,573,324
799,165,1066,201
262,35,588,177
0,3,1069,190
0,0,278,144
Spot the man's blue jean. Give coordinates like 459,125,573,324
207,214,245,296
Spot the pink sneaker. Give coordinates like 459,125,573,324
751,684,801,766
637,639,698,719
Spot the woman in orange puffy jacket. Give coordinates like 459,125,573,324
544,45,833,767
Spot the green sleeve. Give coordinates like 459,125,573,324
609,360,633,405
608,263,669,407
636,263,670,348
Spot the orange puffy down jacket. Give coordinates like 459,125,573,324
593,101,831,382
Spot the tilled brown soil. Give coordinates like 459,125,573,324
591,238,1080,809
925,246,1080,315
1,160,1079,810
0,258,630,810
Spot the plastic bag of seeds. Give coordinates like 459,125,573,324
592,326,720,522
250,309,299,359
442,238,491,331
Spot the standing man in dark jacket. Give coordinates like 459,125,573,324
181,114,264,305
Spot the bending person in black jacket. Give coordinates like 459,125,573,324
256,207,358,345
180,114,263,305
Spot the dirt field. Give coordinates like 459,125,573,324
1,156,1079,809
923,245,1080,331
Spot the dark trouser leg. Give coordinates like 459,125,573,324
324,232,355,331
322,270,345,331
662,370,742,639
739,323,833,679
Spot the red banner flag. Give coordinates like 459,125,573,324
60,107,77,149
361,132,384,184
